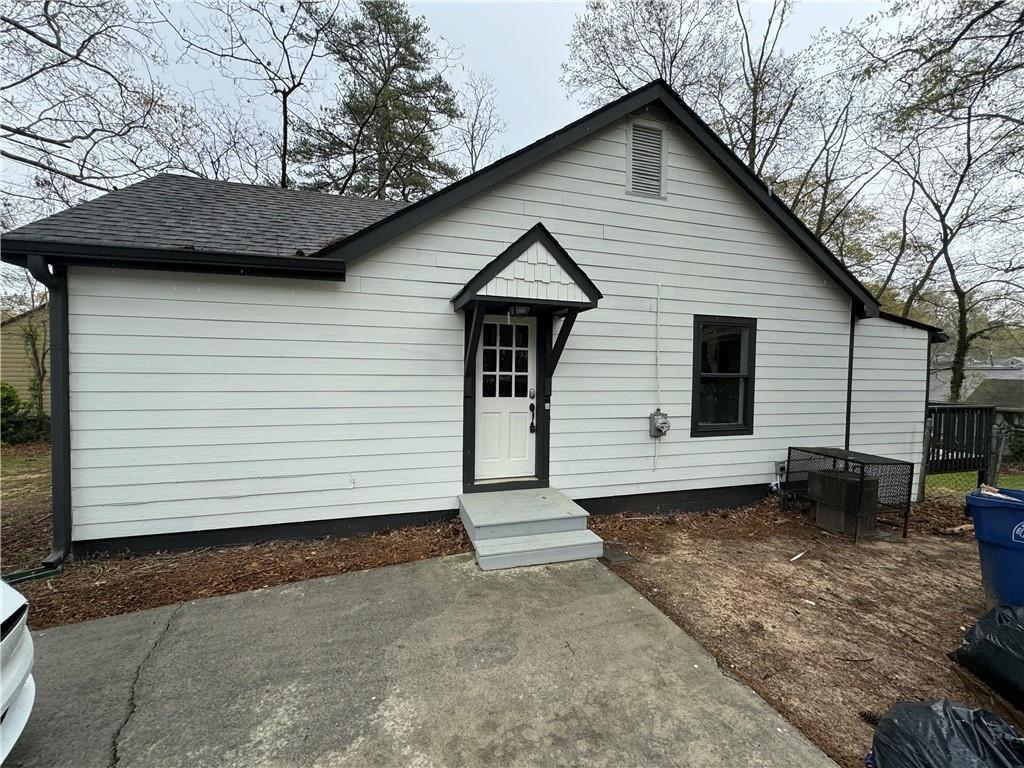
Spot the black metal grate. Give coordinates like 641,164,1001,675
783,447,915,540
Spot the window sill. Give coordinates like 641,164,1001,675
690,426,754,438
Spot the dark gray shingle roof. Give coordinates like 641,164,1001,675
966,379,1024,408
2,174,406,258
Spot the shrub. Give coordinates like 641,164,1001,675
1,381,50,445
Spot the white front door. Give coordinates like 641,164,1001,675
475,315,537,480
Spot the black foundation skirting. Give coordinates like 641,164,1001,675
72,508,458,557
577,483,767,517
72,483,768,556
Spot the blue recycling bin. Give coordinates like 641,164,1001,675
965,488,1024,608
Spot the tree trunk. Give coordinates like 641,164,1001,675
280,92,289,188
948,292,970,401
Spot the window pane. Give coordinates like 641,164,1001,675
482,374,496,398
514,349,528,372
701,325,748,374
482,348,496,372
499,324,513,347
698,377,744,425
483,323,496,346
499,349,512,372
514,375,527,397
498,375,512,397
515,324,528,347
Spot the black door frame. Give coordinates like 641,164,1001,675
462,303,552,494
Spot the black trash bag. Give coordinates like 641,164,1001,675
950,605,1024,711
871,699,1024,768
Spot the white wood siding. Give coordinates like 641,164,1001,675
67,112,912,540
849,317,929,497
478,241,588,303
67,268,465,540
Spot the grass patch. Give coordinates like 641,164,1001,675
925,470,1024,493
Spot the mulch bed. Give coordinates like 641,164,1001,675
18,521,470,630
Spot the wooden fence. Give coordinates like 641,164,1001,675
925,404,996,479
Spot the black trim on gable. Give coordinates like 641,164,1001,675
314,79,878,317
1,241,346,281
451,223,602,311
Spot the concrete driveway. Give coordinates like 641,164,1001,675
9,555,835,767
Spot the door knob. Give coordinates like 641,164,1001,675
529,403,536,433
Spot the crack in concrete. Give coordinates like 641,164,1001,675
109,603,183,768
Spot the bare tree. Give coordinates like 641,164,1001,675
561,0,735,115
162,0,336,188
879,109,1023,400
454,71,506,173
1,0,170,211
715,0,803,177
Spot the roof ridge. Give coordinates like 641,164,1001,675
148,173,407,206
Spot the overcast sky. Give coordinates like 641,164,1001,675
408,1,883,152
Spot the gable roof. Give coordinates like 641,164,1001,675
452,223,602,311
1,175,404,279
0,80,881,313
314,79,880,317
965,379,1024,409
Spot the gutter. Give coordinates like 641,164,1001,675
26,255,71,571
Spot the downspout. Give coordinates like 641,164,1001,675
23,256,71,575
844,308,856,450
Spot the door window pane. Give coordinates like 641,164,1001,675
499,349,512,372
482,348,496,372
482,374,496,398
514,349,528,372
515,324,528,347
483,323,496,346
514,375,527,397
498,375,512,397
499,324,513,347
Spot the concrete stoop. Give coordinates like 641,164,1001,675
458,488,604,570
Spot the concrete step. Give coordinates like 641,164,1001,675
459,488,589,541
473,529,605,571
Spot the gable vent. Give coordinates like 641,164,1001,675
630,123,664,196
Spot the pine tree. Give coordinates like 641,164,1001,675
295,0,461,200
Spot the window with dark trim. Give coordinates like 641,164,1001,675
691,315,756,437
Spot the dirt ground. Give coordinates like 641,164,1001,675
5,444,1020,764
0,442,53,574
590,497,1021,768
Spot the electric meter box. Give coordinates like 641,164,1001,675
649,409,671,437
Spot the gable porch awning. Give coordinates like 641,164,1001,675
452,223,602,376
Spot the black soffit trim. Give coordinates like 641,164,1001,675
0,241,346,281
450,222,603,311
313,79,878,317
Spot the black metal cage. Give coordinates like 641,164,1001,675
783,447,915,541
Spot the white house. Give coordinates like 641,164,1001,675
1,80,944,567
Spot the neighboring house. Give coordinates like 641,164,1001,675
965,380,1024,410
0,80,945,558
930,355,1024,402
1,305,49,413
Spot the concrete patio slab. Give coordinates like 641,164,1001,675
8,555,836,767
